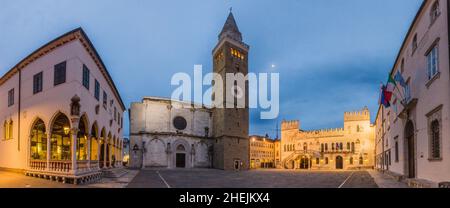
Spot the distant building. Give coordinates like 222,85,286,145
375,0,450,187
250,135,279,169
0,28,126,184
280,107,375,170
122,138,130,166
129,11,250,171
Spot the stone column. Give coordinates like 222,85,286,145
87,135,91,170
103,139,107,168
97,138,100,170
71,129,78,175
46,133,51,171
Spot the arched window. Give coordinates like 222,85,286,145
325,143,328,151
339,142,343,150
91,122,99,161
316,158,319,165
430,1,440,24
412,34,418,51
30,119,46,160
351,142,355,152
303,142,307,151
8,120,13,139
77,115,88,160
347,142,350,150
3,121,7,139
50,113,71,160
349,157,354,165
431,120,441,159
359,157,364,165
321,144,324,152
325,157,329,165
331,143,335,150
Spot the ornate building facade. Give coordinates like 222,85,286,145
0,28,126,184
249,135,279,169
129,12,250,171
375,0,450,187
280,107,375,170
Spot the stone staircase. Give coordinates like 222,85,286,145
102,168,128,178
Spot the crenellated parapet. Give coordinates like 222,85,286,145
281,120,300,131
300,128,345,138
344,106,370,122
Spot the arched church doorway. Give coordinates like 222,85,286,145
405,120,415,178
336,156,343,169
176,145,186,168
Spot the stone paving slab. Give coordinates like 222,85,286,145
367,170,409,188
0,170,77,188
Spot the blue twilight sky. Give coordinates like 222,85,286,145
0,0,423,138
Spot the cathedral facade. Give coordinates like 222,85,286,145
129,12,250,171
280,107,375,170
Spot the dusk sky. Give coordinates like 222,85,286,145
0,0,423,138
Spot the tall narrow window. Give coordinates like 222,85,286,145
54,61,66,86
401,59,405,73
395,139,399,162
359,157,364,165
430,1,440,24
33,72,43,94
427,46,439,80
412,34,418,52
103,91,107,108
82,65,90,89
3,121,7,139
351,142,355,153
350,157,354,165
4,120,13,140
8,89,14,107
431,120,441,159
94,80,100,101
114,107,117,121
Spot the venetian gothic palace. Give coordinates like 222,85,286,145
0,28,126,184
279,107,375,170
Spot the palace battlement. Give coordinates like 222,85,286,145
301,128,345,137
344,107,370,122
281,120,300,130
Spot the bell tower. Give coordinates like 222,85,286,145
211,11,250,170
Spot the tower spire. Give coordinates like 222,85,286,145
218,10,242,42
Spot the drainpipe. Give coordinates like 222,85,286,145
18,68,21,151
381,106,385,172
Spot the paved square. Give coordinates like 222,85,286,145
127,169,379,188
1,169,380,188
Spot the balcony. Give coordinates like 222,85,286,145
26,160,103,184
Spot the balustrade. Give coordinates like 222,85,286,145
48,160,72,172
29,160,47,171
